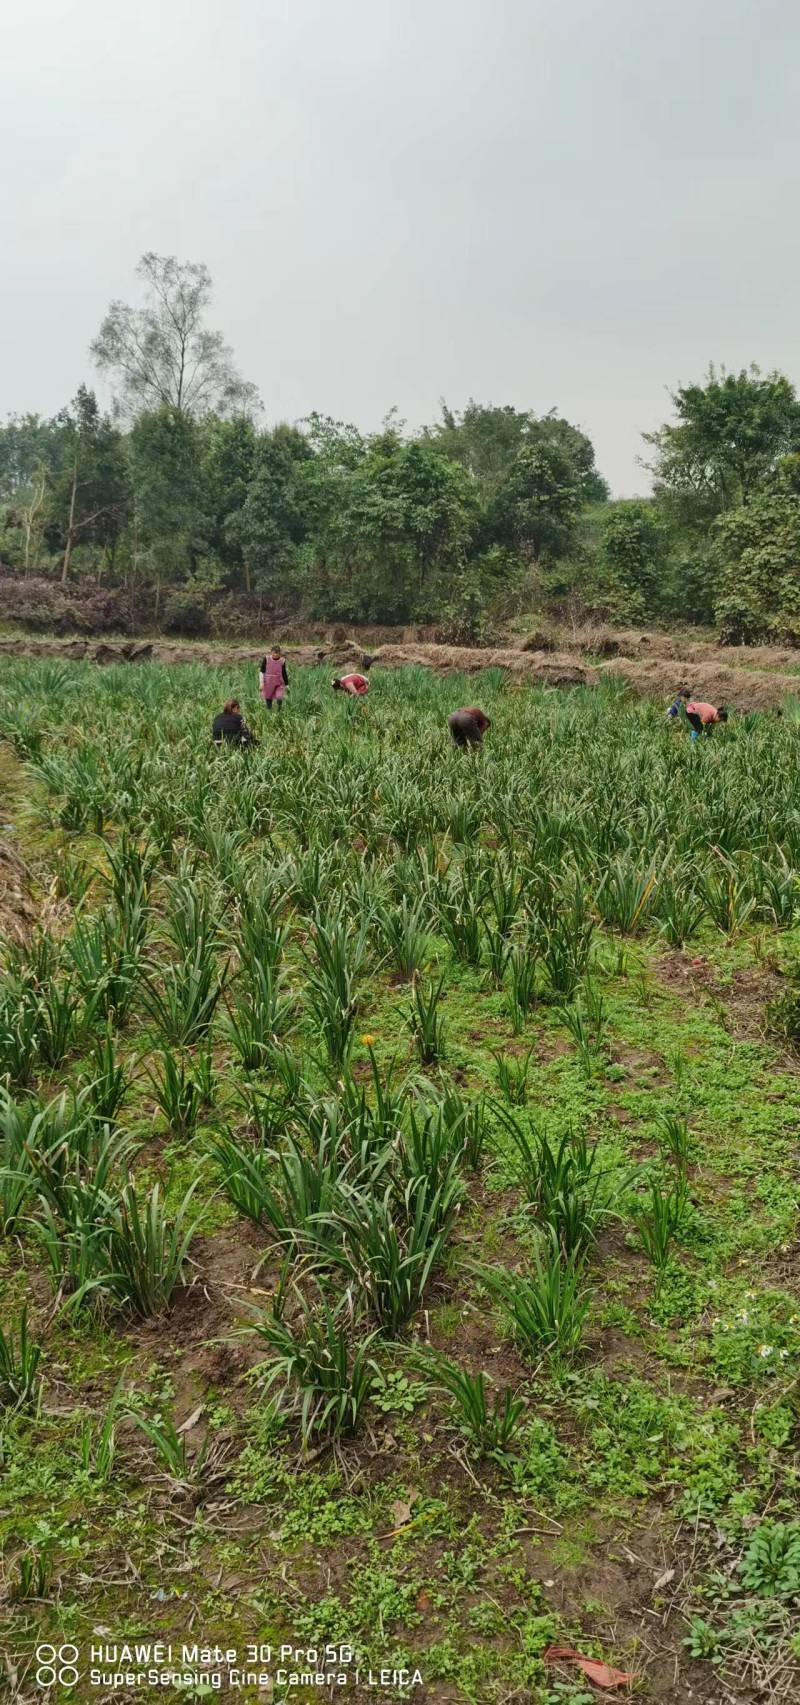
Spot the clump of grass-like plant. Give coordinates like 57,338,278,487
409,1348,524,1457
479,1231,589,1360
408,975,447,1064
250,1286,380,1446
0,1308,43,1410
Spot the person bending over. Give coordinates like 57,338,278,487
448,706,491,747
666,688,691,720
212,699,257,748
333,672,369,697
259,646,289,710
686,699,728,738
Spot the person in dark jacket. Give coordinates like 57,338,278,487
211,699,257,748
448,706,491,747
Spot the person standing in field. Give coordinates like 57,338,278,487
685,699,728,738
448,706,491,747
332,672,369,697
259,646,289,711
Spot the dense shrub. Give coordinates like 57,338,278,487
161,588,210,636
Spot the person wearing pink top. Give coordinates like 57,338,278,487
686,699,728,737
332,672,369,697
259,646,289,711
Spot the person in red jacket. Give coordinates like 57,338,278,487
686,699,728,736
333,672,369,697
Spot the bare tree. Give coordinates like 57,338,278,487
91,253,260,419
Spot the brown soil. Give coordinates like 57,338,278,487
654,948,789,1048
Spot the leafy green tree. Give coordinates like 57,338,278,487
229,426,312,593
714,456,800,643
92,253,259,419
0,414,65,570
599,500,667,617
310,432,478,621
199,415,259,584
644,366,800,522
427,401,607,506
48,388,129,583
130,407,206,580
485,438,584,559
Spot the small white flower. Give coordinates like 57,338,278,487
757,1344,774,1358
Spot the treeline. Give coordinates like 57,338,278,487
1,253,799,642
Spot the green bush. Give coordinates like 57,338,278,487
162,587,210,636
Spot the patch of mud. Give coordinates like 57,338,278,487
654,948,788,1048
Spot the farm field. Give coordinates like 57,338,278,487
1,657,799,1705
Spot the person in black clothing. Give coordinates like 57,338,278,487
211,698,257,748
448,706,491,747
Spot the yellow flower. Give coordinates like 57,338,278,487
361,1033,377,1047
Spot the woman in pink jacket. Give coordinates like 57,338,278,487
259,646,289,711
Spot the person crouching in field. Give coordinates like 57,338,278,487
333,671,369,697
666,687,691,721
212,699,257,748
259,646,289,710
685,699,728,738
449,707,491,747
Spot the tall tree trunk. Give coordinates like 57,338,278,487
61,453,79,585
23,466,47,573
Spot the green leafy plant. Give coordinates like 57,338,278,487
410,1348,524,1455
408,975,447,1064
506,945,538,1032
147,1048,204,1138
0,1308,43,1409
480,1233,589,1359
654,1109,692,1169
738,1520,800,1598
375,895,430,980
303,908,368,1066
493,1046,534,1105
631,1177,689,1270
102,1180,199,1316
500,1113,611,1254
250,1288,380,1445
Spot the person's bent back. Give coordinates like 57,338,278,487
686,700,728,736
449,706,491,747
212,698,256,748
333,672,369,697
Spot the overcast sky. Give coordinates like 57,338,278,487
3,0,799,494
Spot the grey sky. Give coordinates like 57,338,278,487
3,0,799,494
